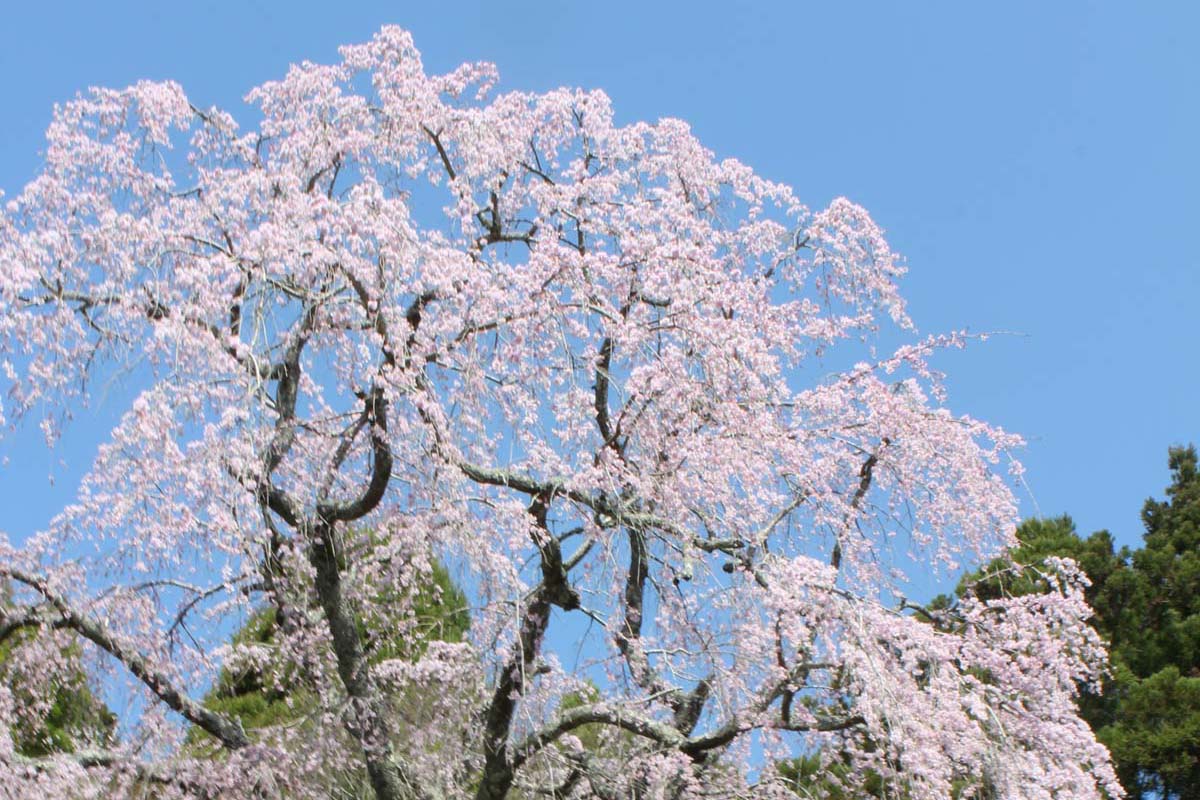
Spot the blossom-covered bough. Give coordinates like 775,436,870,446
0,28,1120,800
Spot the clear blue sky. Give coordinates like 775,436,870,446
1,1,1196,559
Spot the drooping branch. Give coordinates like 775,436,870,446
677,637,859,759
565,752,623,800
231,292,415,798
458,459,719,739
257,504,303,636
319,411,371,499
458,461,805,736
274,302,418,800
548,768,582,800
1,569,249,750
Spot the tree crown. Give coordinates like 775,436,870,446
0,26,1119,800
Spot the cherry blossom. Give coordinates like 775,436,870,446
0,27,1119,800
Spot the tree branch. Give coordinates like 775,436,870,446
422,126,457,182
832,441,888,570
511,703,686,771
306,521,427,800
1,569,249,750
528,494,581,612
475,592,554,800
317,387,393,523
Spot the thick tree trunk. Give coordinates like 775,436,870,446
309,522,422,800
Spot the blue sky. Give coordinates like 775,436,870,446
1,1,1196,563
